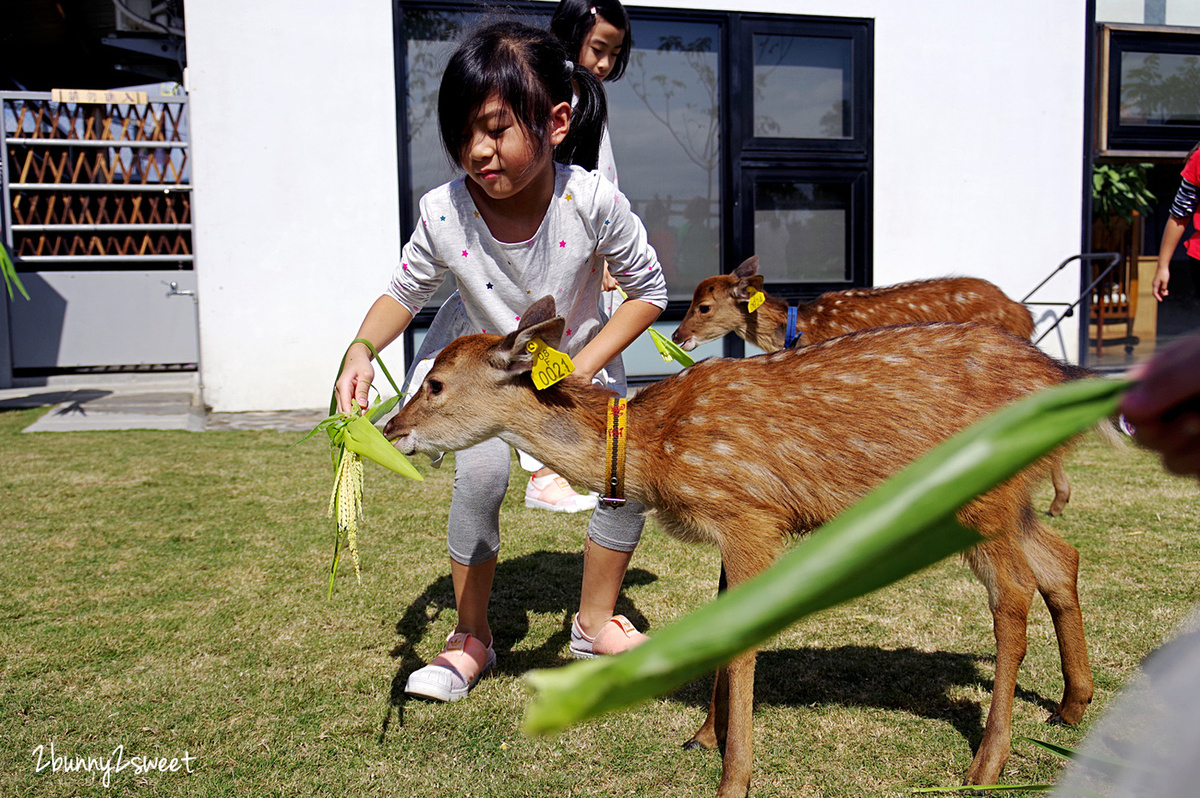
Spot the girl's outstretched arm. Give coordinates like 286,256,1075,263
336,296,414,414
1154,216,1187,301
571,298,662,382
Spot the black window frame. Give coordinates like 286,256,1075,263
393,2,873,367
1099,23,1200,157
727,14,873,313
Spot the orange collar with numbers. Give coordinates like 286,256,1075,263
600,398,628,508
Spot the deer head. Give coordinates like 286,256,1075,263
384,296,566,457
673,256,766,350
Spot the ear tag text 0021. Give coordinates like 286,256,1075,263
747,289,765,313
527,338,575,390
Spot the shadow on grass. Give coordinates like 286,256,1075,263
379,549,657,740
668,644,1064,758
377,554,1063,756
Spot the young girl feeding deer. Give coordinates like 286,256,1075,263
334,20,667,702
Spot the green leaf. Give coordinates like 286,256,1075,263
648,328,695,366
0,241,30,301
910,784,1053,793
341,414,424,481
367,394,402,423
1018,736,1076,762
523,377,1129,735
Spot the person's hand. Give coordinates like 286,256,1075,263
1120,334,1200,478
602,265,619,293
334,343,374,415
1153,264,1171,301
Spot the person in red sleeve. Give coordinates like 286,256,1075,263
1153,141,1200,301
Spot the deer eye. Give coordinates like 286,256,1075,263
427,379,443,396
698,304,711,315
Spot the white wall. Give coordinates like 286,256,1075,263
186,0,1087,411
186,0,401,412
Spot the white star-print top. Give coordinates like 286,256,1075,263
387,163,667,359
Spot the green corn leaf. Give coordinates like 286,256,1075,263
1,241,30,301
367,394,402,423
911,784,1053,793
524,377,1129,735
614,286,694,367
1019,737,1077,762
648,328,695,367
341,414,424,481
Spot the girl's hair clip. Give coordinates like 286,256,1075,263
590,6,597,14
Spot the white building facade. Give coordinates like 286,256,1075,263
184,1,1093,412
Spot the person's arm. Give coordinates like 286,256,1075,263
1154,216,1187,301
571,298,662,381
1120,333,1200,478
335,295,415,413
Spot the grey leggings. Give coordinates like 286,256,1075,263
448,436,645,565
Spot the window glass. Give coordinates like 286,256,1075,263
753,180,849,282
606,19,722,300
404,10,471,224
1119,50,1200,126
402,9,478,305
752,34,852,139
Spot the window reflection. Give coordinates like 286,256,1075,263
753,181,849,282
403,10,476,304
607,20,721,299
1120,51,1200,125
753,34,851,139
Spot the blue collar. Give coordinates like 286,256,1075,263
785,305,802,348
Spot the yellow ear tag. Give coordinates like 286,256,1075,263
747,289,765,313
527,338,575,390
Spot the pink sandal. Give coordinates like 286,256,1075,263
525,474,598,513
569,614,648,659
404,631,496,702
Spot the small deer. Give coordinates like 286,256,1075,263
672,257,1074,517
386,296,1096,798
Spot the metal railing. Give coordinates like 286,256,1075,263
1022,252,1121,346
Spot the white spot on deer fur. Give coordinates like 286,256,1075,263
713,441,737,458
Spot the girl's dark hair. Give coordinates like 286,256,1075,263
438,19,608,173
550,0,632,83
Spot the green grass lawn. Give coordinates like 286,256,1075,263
2,406,1197,797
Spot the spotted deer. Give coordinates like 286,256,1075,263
673,256,1074,517
385,296,1097,798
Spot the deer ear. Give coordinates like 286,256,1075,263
733,256,760,279
494,297,566,374
733,275,765,303
519,295,558,329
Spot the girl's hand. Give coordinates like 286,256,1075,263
1153,264,1171,301
335,343,375,415
601,265,619,292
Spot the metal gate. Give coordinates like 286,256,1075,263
0,88,198,387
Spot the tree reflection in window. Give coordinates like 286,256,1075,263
610,23,721,297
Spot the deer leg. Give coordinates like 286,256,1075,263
1046,461,1071,517
715,648,758,798
1019,522,1093,724
710,552,773,798
964,539,1037,786
685,564,729,752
